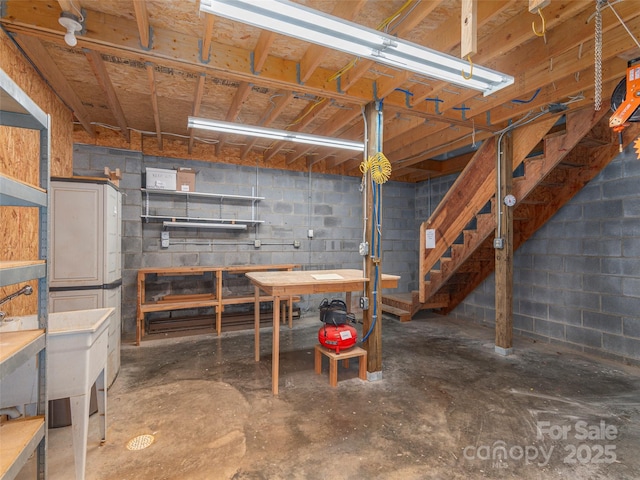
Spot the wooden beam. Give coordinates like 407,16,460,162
409,0,594,108
281,106,361,164
215,81,253,152
264,98,331,163
252,30,275,74
298,0,368,84
363,101,382,376
14,34,95,136
132,0,151,49
529,0,551,13
495,131,513,354
188,73,206,153
201,15,215,63
461,0,478,58
241,90,293,159
340,1,443,92
226,81,252,121
85,49,130,142
145,63,162,149
57,0,73,13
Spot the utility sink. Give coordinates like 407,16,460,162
0,307,113,480
0,307,113,399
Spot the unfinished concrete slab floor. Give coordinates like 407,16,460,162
16,312,640,479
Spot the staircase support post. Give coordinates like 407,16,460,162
495,130,514,355
363,101,383,378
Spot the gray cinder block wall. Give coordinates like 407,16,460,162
445,144,640,365
72,144,414,333
73,142,640,364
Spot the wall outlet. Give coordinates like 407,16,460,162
359,296,369,310
359,242,369,256
161,231,170,240
493,237,504,249
254,239,261,248
161,239,170,248
294,240,300,248
307,229,314,238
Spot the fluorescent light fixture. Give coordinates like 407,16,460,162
199,0,514,96
188,116,364,151
163,221,248,230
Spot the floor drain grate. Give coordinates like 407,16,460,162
126,434,155,451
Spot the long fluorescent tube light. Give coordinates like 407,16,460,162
188,116,364,151
199,0,514,96
163,221,248,230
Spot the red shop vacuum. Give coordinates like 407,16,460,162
318,298,357,354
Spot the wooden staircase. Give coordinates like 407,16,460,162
382,106,640,321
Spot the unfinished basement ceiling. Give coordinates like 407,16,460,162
1,0,639,181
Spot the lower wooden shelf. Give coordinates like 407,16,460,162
0,416,45,480
136,264,300,345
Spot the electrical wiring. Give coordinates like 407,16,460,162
82,121,298,157
285,97,327,128
377,0,413,32
327,0,415,82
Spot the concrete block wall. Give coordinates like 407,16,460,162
72,145,416,333
448,144,640,364
72,141,640,364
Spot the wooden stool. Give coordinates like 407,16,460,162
314,344,367,387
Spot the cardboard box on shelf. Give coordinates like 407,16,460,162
145,167,176,190
176,168,196,192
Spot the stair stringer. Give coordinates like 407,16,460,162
419,114,560,304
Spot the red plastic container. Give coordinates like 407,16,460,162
318,324,357,354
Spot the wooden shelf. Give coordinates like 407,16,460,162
0,329,45,380
0,417,45,480
0,174,47,207
0,260,46,287
136,264,299,345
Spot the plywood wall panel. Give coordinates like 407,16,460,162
1,31,74,315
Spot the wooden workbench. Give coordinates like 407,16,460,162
136,264,298,345
246,268,400,394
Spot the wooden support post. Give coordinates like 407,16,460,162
495,132,514,355
461,0,478,58
363,102,383,378
529,0,551,13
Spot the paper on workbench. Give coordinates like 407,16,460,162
311,273,344,280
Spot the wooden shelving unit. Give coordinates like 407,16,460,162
136,264,299,345
0,68,50,480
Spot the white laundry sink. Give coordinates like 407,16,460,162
0,307,113,403
1,307,113,480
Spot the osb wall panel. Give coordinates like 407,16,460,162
0,31,74,315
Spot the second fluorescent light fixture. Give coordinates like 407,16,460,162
199,0,514,96
188,117,364,151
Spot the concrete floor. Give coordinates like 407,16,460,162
18,311,640,479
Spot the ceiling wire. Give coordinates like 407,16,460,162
594,0,604,111
394,93,586,167
68,0,84,22
327,0,416,82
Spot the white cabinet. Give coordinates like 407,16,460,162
0,68,49,480
50,180,122,287
49,179,122,387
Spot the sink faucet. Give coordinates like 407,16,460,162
0,285,33,321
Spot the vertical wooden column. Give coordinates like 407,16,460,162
363,102,383,377
495,132,514,355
